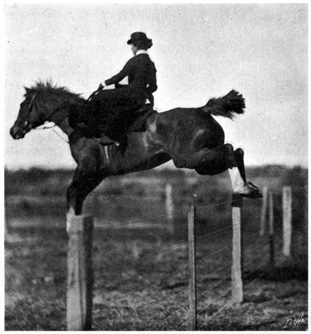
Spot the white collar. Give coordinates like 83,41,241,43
136,50,148,56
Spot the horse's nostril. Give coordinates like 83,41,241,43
10,126,19,139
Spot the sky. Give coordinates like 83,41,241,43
3,3,308,169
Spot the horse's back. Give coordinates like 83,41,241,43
148,106,224,148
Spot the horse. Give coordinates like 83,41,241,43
10,81,261,220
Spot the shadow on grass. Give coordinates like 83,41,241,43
244,264,308,282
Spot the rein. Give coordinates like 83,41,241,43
30,84,101,131
25,87,102,144
34,102,69,130
33,86,102,144
37,102,72,143
27,93,72,143
25,92,65,127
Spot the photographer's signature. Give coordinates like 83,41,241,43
283,312,306,329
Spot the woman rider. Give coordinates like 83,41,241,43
91,32,157,138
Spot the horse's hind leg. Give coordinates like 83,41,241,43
195,144,262,198
195,143,237,176
234,148,246,182
232,148,262,196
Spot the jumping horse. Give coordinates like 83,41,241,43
10,82,261,220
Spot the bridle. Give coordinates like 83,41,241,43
21,91,77,143
20,92,38,130
23,92,71,130
19,88,101,144
23,85,100,131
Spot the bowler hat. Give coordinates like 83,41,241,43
127,32,150,45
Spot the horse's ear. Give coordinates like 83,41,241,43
24,86,30,94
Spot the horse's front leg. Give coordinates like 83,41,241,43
66,163,104,219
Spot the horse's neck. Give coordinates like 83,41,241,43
47,95,80,137
56,116,74,138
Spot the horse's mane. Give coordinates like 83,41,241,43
24,80,82,99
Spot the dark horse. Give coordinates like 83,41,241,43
10,82,261,220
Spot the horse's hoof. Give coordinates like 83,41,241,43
237,182,263,199
248,181,260,191
241,191,263,199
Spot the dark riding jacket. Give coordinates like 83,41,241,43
85,52,157,140
104,53,157,105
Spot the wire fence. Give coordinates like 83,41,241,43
88,194,287,330
5,181,307,330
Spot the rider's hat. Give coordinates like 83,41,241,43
127,32,152,48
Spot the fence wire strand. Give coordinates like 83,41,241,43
159,229,284,330
198,260,269,329
7,180,298,331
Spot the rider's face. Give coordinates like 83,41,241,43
131,44,138,55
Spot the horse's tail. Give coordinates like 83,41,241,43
201,90,245,119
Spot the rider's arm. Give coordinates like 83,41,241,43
104,59,131,86
148,69,157,94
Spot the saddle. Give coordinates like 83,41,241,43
128,104,156,132
69,101,157,145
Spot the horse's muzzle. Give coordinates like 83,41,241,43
10,124,27,139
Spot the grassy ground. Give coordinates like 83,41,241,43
5,166,308,330
5,221,307,330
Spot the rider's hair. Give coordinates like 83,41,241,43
133,38,153,50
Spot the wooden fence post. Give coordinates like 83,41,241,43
268,190,275,268
188,204,197,330
259,187,268,236
5,196,10,242
282,187,292,257
165,183,174,233
5,219,9,243
67,215,94,331
304,185,308,247
231,194,243,305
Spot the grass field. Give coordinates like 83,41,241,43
5,165,308,330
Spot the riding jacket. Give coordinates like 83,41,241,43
104,50,157,105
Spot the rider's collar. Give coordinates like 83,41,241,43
136,50,148,56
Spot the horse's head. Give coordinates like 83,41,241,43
10,88,44,139
10,82,81,140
